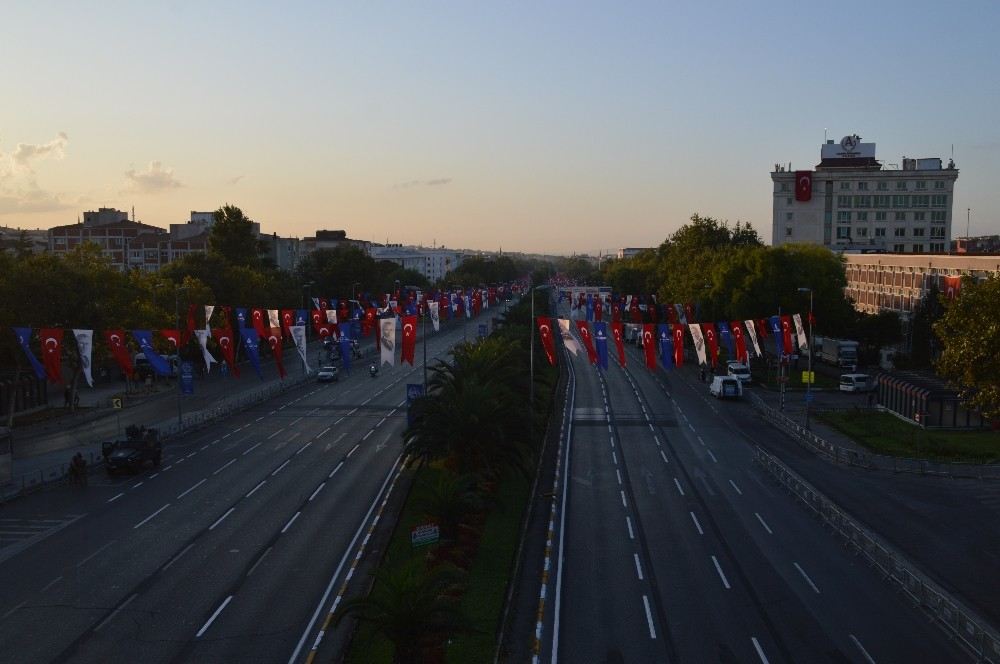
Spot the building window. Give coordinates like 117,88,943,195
930,227,946,238
836,227,851,239
785,227,793,237
857,227,868,237
785,212,793,221
840,181,851,190
913,227,925,237
892,195,909,208
877,181,888,191
858,181,869,190
896,181,908,191
930,242,945,252
837,195,852,208
934,180,945,190
894,227,906,237
786,197,792,205
912,195,930,208
931,211,946,223
914,212,925,222
915,180,927,190
912,244,924,253
780,183,789,192
875,228,886,237
894,244,906,252
837,211,851,223
875,212,887,221
931,194,948,208
874,195,890,208
895,212,906,221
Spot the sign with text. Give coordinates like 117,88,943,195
180,361,195,395
411,523,439,547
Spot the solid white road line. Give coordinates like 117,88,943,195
849,634,878,664
94,593,138,632
134,503,170,528
626,516,634,539
245,480,266,498
162,542,196,571
660,450,669,463
729,479,743,495
673,478,685,496
755,512,773,534
633,554,644,580
209,508,235,531
107,492,124,503
711,555,731,589
706,449,718,463
751,637,771,664
347,443,361,458
794,562,821,594
212,459,236,475
309,482,326,501
642,595,657,639
271,459,291,476
690,511,704,535
242,442,262,456
295,442,312,456
281,511,301,533
246,546,272,577
620,490,627,508
196,595,233,638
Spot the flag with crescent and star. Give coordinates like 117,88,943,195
212,327,240,377
642,323,656,370
702,322,719,368
281,309,295,336
610,321,626,366
104,329,134,379
779,315,794,355
672,323,685,367
536,317,556,366
160,329,181,354
267,327,286,379
39,328,64,383
132,330,172,376
795,170,812,202
575,320,598,365
730,321,748,362
401,315,417,365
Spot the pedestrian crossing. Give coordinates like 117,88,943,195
0,514,84,564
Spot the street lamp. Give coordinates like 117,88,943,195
174,285,189,428
529,284,552,446
798,287,814,429
302,281,315,373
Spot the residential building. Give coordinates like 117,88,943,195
771,134,959,253
617,247,652,260
0,226,48,255
369,245,464,283
300,230,371,257
262,232,301,271
952,235,1000,255
48,208,166,269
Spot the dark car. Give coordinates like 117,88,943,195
103,425,162,474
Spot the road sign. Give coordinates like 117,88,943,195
804,391,815,402
112,397,123,409
801,370,815,384
406,383,424,426
180,361,194,395
411,523,439,548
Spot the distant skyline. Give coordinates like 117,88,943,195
1,2,997,254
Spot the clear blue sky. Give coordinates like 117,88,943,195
1,1,997,253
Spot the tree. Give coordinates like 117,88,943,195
421,473,483,541
208,204,265,268
934,275,1000,419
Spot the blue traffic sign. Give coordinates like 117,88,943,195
180,361,195,395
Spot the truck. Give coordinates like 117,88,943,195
819,337,859,371
102,425,162,475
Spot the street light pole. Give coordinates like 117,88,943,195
799,287,814,429
175,286,186,428
422,302,428,392
529,285,551,447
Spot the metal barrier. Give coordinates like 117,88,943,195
748,393,1000,481
753,445,1000,663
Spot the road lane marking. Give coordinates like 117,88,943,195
242,442,262,456
309,482,326,501
751,637,771,664
40,575,63,592
94,593,138,632
642,595,657,639
2,601,26,620
849,634,877,664
794,562,821,594
149,473,159,479
177,479,207,499
706,449,718,463
697,435,705,446
255,416,264,422
660,450,669,463
673,478,685,496
78,541,115,567
131,481,144,489
362,430,373,441
633,554,644,580
612,451,618,465
347,443,360,458
162,542,197,571
209,508,236,531
289,416,303,426
267,428,285,440
212,459,237,475
296,442,312,456
134,503,170,528
316,427,331,438
107,492,124,503
329,461,344,478
196,595,233,637
626,517,634,539
755,512,773,534
711,555,731,589
615,469,622,485
162,464,173,471
281,511,301,533
620,490,627,508
186,451,198,459
729,479,743,495
272,459,291,475
653,436,661,446
688,422,695,432
246,480,266,498
246,546,271,577
690,512,704,535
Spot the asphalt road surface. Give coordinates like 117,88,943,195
0,318,477,664
538,338,966,663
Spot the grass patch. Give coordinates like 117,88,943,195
756,370,840,390
817,410,1000,463
444,474,529,663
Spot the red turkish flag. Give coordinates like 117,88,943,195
280,309,295,336
212,327,240,377
943,275,962,300
780,315,794,355
610,322,626,366
251,308,268,337
39,327,64,383
318,298,329,312
104,329,134,379
795,170,812,202
160,329,181,353
594,297,603,322
642,323,656,370
684,303,696,325
756,319,769,340
536,317,556,366
672,324,685,367
703,322,719,368
575,320,598,365
630,298,642,324
401,315,417,365
363,307,376,336
310,309,324,332
267,327,286,379
611,298,621,323
730,321,748,363
182,304,197,347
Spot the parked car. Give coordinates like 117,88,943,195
709,376,743,399
839,373,875,393
103,425,161,474
317,366,339,383
726,362,752,384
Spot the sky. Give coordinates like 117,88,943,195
1,1,998,255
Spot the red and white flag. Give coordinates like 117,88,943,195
105,329,134,379
610,321,625,366
281,309,295,336
703,322,719,368
780,315,794,355
251,308,268,337
401,315,417,365
575,320,598,365
795,170,812,202
730,321,748,362
642,323,656,370
536,317,556,366
39,327,64,383
943,275,962,300
672,324,685,367
267,327,286,379
212,328,240,377
160,329,181,353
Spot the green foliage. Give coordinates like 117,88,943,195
553,255,600,284
446,255,523,286
854,310,902,365
208,204,266,268
934,275,1000,420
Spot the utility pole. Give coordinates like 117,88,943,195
798,288,813,429
175,286,187,428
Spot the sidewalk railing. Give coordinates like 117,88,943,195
753,445,1000,663
748,393,1000,481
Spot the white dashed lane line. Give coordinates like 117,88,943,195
134,503,170,529
729,479,743,495
196,595,233,638
793,562,821,594
673,478,685,496
690,511,704,535
242,442,262,456
245,480,266,498
177,479,207,499
271,460,291,476
209,508,235,531
281,511,301,533
755,512,773,534
212,459,236,476
711,555,731,589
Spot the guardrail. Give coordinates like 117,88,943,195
753,445,1000,663
748,393,1000,481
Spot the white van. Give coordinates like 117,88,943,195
726,362,752,384
709,376,743,399
839,373,875,393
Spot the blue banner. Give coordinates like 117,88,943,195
236,308,249,328
768,316,783,357
717,322,735,359
12,327,46,380
295,309,308,326
132,330,172,376
658,323,673,370
240,327,264,379
594,321,609,370
339,334,352,373
406,383,424,425
586,294,595,322
180,361,195,394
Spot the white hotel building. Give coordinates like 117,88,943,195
771,135,959,253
